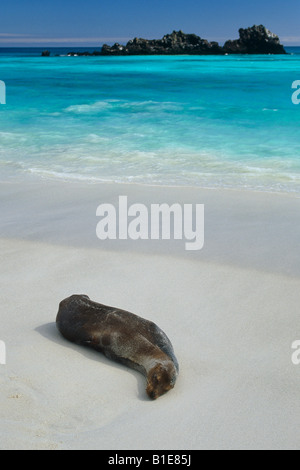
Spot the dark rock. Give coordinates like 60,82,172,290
66,50,101,56
67,51,92,56
41,50,50,57
68,25,286,57
223,25,286,54
101,30,224,56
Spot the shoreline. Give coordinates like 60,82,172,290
2,170,300,199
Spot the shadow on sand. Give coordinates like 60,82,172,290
35,322,149,402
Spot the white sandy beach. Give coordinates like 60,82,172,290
1,177,300,450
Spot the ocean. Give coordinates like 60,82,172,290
0,46,300,193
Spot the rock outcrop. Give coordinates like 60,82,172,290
41,50,50,57
223,25,286,54
67,50,102,56
57,25,286,58
102,30,224,55
101,25,286,56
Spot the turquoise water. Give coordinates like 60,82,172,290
0,47,300,192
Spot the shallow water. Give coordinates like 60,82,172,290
0,47,300,192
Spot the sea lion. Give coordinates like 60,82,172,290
56,295,179,399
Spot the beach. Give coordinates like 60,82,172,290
1,177,300,450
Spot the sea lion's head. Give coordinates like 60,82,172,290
146,362,177,400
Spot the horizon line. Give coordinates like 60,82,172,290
0,33,299,47
0,43,298,48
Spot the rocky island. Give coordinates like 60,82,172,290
223,25,286,54
43,25,286,57
101,25,286,56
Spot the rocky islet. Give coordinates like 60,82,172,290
61,25,286,57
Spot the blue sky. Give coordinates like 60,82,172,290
0,0,299,46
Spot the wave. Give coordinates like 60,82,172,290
2,146,300,194
2,53,300,194
64,99,184,115
64,100,115,114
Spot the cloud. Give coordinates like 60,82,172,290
0,34,130,44
1,32,298,46
281,36,300,44
0,33,32,37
